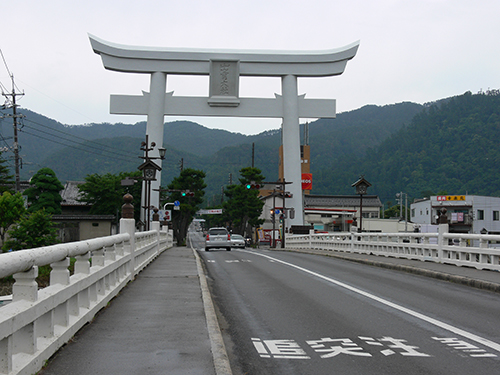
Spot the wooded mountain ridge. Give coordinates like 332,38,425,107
1,90,498,206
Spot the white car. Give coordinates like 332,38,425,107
230,234,246,248
205,227,232,251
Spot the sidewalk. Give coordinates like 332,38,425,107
277,247,500,294
39,246,229,375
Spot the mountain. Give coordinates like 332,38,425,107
4,90,499,208
0,101,422,205
313,90,500,203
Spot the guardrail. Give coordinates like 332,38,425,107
285,224,500,271
0,219,173,375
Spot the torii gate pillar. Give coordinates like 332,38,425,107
89,35,359,227
281,75,303,221
144,72,166,215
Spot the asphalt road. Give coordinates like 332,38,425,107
189,231,500,375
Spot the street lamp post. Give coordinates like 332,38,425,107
138,135,166,230
352,176,371,233
396,192,408,231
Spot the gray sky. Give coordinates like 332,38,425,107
1,0,499,135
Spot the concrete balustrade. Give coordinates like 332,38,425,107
0,219,174,375
286,224,500,271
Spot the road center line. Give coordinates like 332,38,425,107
239,249,500,354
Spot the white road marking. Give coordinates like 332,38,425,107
239,249,500,354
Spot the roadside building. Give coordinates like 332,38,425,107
52,181,116,242
259,194,384,236
410,195,500,234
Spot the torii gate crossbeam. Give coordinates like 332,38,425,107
89,34,359,227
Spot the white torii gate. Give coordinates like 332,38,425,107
89,34,359,226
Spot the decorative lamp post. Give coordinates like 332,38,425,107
138,136,166,230
351,176,371,233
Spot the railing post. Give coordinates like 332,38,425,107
12,266,38,303
50,258,71,328
74,252,91,275
121,193,136,278
152,210,161,255
438,223,449,263
11,266,39,356
0,335,12,374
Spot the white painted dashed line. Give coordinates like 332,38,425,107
239,249,500,354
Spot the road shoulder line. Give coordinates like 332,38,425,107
192,245,233,375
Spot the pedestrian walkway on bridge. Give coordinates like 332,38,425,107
38,246,229,375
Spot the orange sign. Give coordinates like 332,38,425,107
437,195,465,201
302,173,312,190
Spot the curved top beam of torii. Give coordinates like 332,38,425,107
89,34,359,77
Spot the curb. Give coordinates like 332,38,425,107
191,245,233,375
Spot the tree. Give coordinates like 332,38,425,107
223,167,265,236
2,210,58,251
0,192,26,246
166,168,207,245
24,168,64,214
78,171,143,220
0,151,14,194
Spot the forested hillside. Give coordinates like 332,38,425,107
0,101,421,205
6,90,498,208
312,90,500,203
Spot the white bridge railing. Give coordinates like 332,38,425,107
285,224,500,271
0,219,173,375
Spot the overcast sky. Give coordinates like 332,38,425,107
1,0,499,135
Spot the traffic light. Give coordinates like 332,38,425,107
246,181,261,189
283,192,293,198
182,190,195,197
270,209,275,223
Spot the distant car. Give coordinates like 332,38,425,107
230,234,246,248
205,227,231,251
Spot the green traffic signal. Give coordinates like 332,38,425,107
246,184,251,189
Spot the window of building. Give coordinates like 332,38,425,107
411,208,415,217
477,209,484,220
494,211,499,221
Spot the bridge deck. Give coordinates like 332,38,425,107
36,244,500,374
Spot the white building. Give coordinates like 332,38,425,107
410,195,500,234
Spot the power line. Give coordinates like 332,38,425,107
21,118,137,160
0,48,12,77
15,78,98,124
19,129,137,163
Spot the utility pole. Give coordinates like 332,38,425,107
179,158,184,172
251,142,255,168
1,74,24,192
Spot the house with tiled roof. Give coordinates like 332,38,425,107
52,181,116,242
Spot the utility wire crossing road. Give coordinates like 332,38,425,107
190,231,500,375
